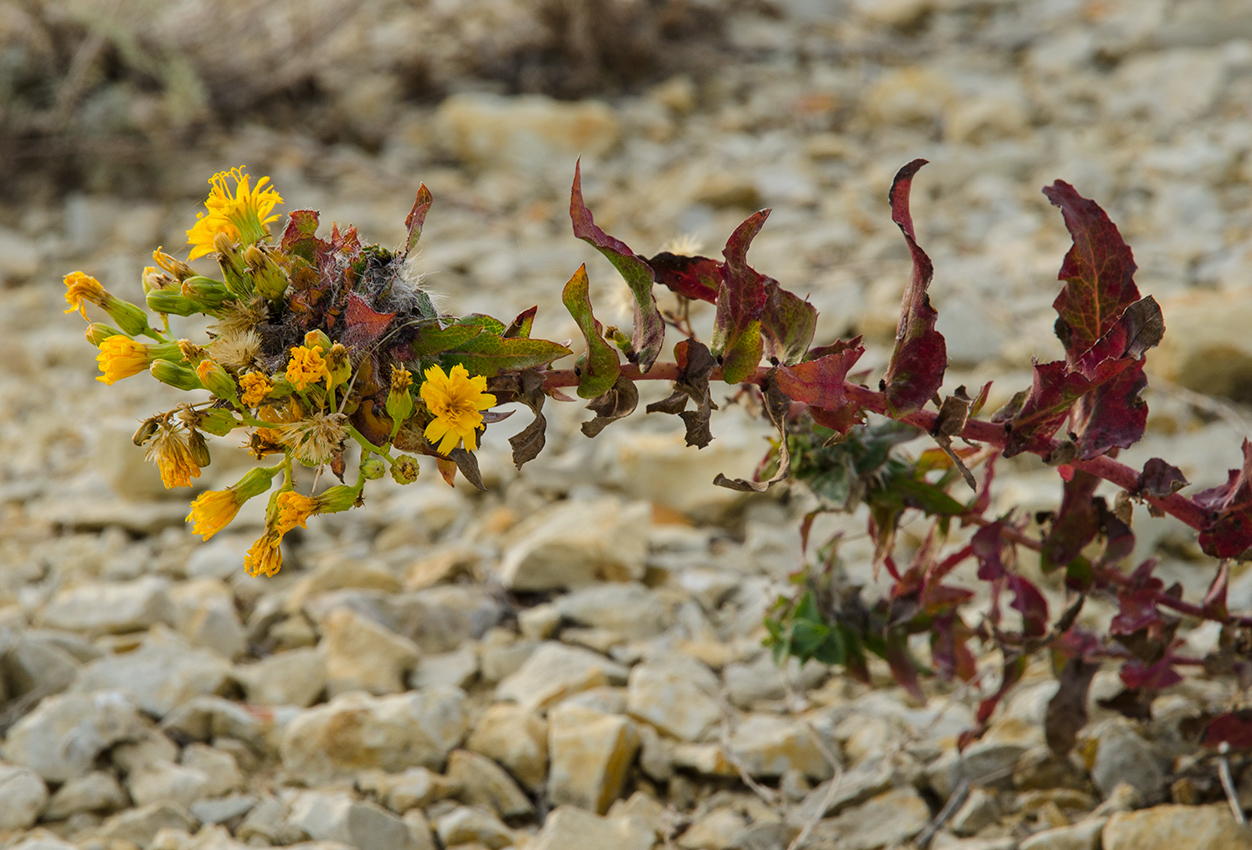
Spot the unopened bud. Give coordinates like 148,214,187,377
244,246,290,301
391,455,420,485
360,456,386,480
150,359,204,392
215,234,253,296
386,367,415,425
181,277,235,312
132,417,160,446
142,266,173,293
233,466,277,501
102,295,154,338
196,359,239,404
147,289,200,317
85,323,122,347
317,484,360,514
197,408,240,437
187,430,212,468
303,330,331,350
326,343,352,386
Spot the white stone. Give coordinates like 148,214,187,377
626,657,722,742
529,805,654,850
288,790,415,850
4,690,146,782
235,647,327,707
548,703,640,815
321,606,421,696
465,703,550,792
39,576,175,634
727,714,833,781
498,497,650,591
0,763,48,830
44,770,129,819
496,642,628,710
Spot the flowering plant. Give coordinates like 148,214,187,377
68,159,1252,754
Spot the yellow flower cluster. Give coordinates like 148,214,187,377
286,345,330,392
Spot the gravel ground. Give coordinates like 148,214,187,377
4,1,1252,849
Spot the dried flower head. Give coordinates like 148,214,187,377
209,328,261,372
278,411,348,465
186,167,284,261
145,419,202,488
63,271,106,320
420,364,496,455
244,533,282,577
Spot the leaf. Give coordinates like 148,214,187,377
499,369,548,469
645,252,722,303
1045,656,1100,756
1203,711,1252,750
645,338,718,448
1139,458,1189,498
714,373,791,492
1195,440,1252,558
406,323,485,358
1000,360,1094,458
882,159,946,416
581,373,639,438
504,306,537,339
885,628,925,704
446,447,486,491
444,334,572,378
760,281,817,366
1044,180,1141,361
343,292,396,352
280,209,322,262
1041,469,1101,572
1204,561,1230,621
1119,655,1183,691
932,385,977,490
930,613,978,682
1008,575,1049,638
960,651,1027,751
404,184,434,254
776,340,865,430
561,264,621,398
569,161,665,370
711,210,772,383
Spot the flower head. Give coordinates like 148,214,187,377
420,363,496,455
277,410,348,466
145,420,202,488
275,489,320,535
186,167,283,261
186,489,241,540
244,533,283,577
286,344,330,392
64,271,106,319
96,335,151,384
240,372,274,407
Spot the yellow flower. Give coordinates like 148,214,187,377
145,420,202,488
240,372,274,407
186,466,275,539
64,271,106,319
275,490,320,534
186,167,284,261
96,335,151,385
420,363,496,455
244,533,283,577
286,345,330,392
186,490,241,540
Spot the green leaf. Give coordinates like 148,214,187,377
442,335,572,378
561,264,621,399
761,281,817,366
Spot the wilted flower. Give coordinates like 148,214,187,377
277,410,348,465
244,533,282,577
186,466,276,540
145,419,202,488
286,344,330,392
186,167,283,261
420,364,496,455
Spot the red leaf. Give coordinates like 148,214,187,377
998,360,1094,458
760,281,817,366
404,184,434,254
1203,561,1230,621
885,628,925,704
645,252,721,303
776,340,865,431
1119,655,1183,691
711,211,772,383
1139,458,1189,498
280,209,322,262
1041,469,1100,571
504,306,537,339
1044,180,1141,361
972,522,1006,581
343,292,395,351
1203,711,1252,750
1045,656,1099,755
1110,588,1163,636
1195,440,1252,558
882,159,946,415
1008,575,1049,638
570,161,665,371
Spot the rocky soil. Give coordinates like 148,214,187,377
4,1,1252,848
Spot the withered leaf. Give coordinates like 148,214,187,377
581,373,639,438
645,338,718,448
714,374,790,492
447,447,486,491
404,184,434,254
1139,458,1189,498
1045,656,1099,756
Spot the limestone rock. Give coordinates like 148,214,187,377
801,786,930,850
1151,290,1252,401
465,703,549,791
678,807,750,850
362,766,456,814
1020,817,1106,850
529,805,654,850
728,714,833,781
321,607,421,696
95,802,198,849
410,647,478,691
447,748,534,819
0,762,48,830
435,93,620,172
280,688,468,782
234,647,327,707
39,576,175,634
0,629,83,701
44,770,129,819
787,754,922,829
434,805,517,850
71,626,232,717
4,690,146,782
497,498,649,591
626,658,721,742
181,743,245,797
127,761,211,807
1103,804,1252,850
1089,720,1170,802
556,582,673,639
171,579,247,660
496,642,628,710
288,790,414,850
548,703,640,814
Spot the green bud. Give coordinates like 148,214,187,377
102,296,154,338
196,359,239,404
391,455,420,485
150,359,204,392
303,330,332,350
233,466,278,501
198,408,240,437
386,387,415,425
187,430,212,468
181,277,235,311
132,417,160,446
326,343,352,387
317,485,360,514
360,456,386,480
245,245,289,301
147,289,201,317
85,323,122,347
215,233,254,297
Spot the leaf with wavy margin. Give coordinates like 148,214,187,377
561,264,620,398
711,210,771,383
